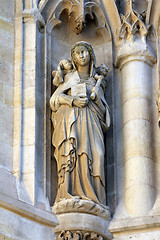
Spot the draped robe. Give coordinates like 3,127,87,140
50,71,110,205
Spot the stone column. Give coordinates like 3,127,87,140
115,9,157,216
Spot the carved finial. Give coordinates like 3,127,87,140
119,4,149,42
128,0,133,12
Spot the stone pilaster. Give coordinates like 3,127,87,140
13,4,48,206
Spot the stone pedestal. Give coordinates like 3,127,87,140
52,199,112,240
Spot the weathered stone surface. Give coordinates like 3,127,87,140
0,206,57,240
57,230,103,240
54,212,112,240
1,0,160,239
53,199,110,220
50,42,110,216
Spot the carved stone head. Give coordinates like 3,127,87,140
71,41,96,77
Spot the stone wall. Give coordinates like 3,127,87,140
0,0,14,171
1,0,160,239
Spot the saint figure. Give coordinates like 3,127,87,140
50,41,110,206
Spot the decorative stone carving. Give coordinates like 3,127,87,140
57,230,103,240
50,41,110,209
54,212,112,239
50,43,112,240
115,0,156,69
53,199,110,219
119,0,151,42
47,0,110,37
115,0,157,218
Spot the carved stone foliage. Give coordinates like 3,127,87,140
58,230,103,240
47,0,110,37
53,199,110,220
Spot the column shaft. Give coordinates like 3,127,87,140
121,60,156,216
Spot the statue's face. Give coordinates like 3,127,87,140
100,67,108,76
74,45,90,66
60,60,72,70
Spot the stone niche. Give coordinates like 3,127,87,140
39,0,114,239
40,0,113,204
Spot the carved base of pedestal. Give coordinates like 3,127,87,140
52,199,110,219
52,199,112,240
57,230,104,240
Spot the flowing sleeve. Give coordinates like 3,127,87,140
50,79,75,112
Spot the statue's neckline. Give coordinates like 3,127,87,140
78,72,90,80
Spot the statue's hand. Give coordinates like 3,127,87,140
90,91,96,100
73,96,88,107
90,86,101,101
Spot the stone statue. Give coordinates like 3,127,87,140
50,41,110,208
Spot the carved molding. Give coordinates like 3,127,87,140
53,199,110,220
57,230,103,240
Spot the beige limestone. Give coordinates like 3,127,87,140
110,214,160,240
4,84,14,106
0,20,14,87
115,14,156,215
23,87,36,108
50,41,110,207
0,104,13,146
0,206,57,240
53,199,110,219
122,98,152,123
0,169,18,199
1,0,160,239
54,212,112,240
0,82,3,102
123,120,153,160
0,8,14,173
23,107,36,146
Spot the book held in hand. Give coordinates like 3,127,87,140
71,83,87,98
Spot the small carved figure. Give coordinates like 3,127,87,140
52,59,73,87
90,64,109,100
50,41,110,207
